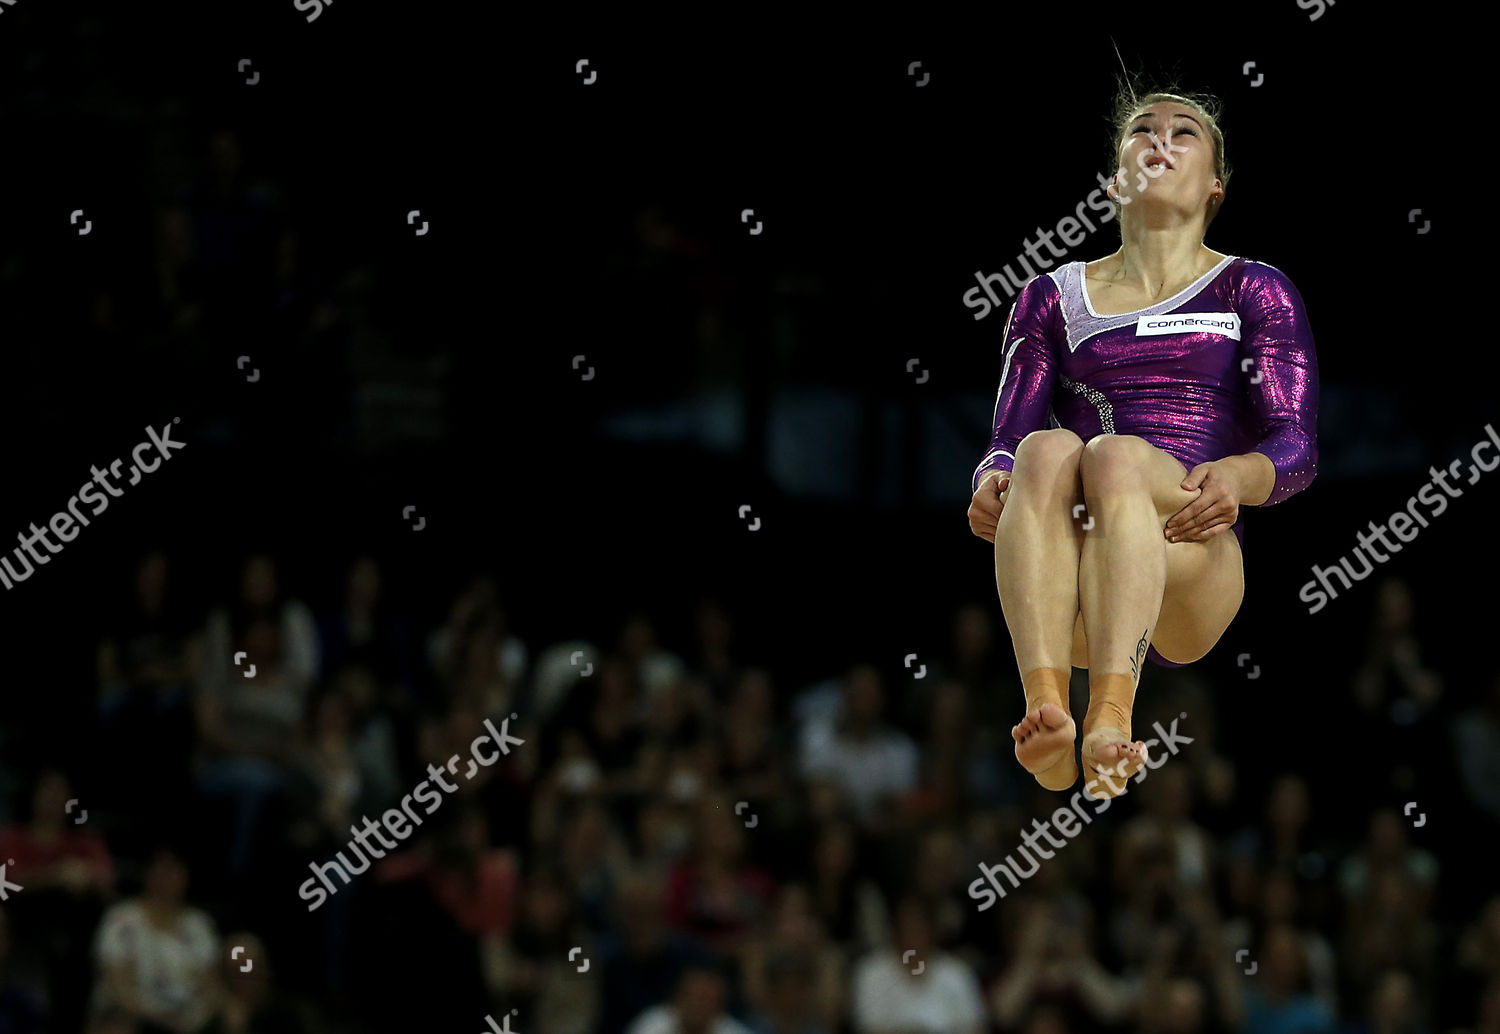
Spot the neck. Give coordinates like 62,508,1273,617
1113,216,1212,298
143,898,180,922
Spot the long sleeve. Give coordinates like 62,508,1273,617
1236,262,1319,505
971,276,1062,493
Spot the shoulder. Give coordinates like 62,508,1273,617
1005,266,1070,342
851,948,892,980
1012,266,1069,309
184,907,218,939
624,1005,673,1034
97,900,144,935
1232,258,1307,306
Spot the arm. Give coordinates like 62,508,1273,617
972,276,1063,494
1235,261,1319,506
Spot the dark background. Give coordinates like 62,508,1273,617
0,2,1492,1033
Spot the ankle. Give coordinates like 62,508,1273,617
1084,672,1135,739
1021,667,1074,720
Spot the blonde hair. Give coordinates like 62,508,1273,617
1105,75,1233,231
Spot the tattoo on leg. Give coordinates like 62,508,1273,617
1129,628,1149,684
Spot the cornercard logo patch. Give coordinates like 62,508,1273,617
1135,312,1241,340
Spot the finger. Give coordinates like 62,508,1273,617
1181,521,1230,543
1177,502,1234,538
1178,516,1229,542
1165,487,1208,522
1171,508,1224,540
1165,497,1212,535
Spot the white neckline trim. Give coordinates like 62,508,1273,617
1079,254,1237,319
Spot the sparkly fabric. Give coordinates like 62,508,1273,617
973,256,1319,668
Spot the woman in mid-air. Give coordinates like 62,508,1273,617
966,85,1319,799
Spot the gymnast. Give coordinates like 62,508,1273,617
966,86,1319,799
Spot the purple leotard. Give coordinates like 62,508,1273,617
973,255,1319,668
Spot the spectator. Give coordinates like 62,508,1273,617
1241,924,1336,1034
1457,895,1500,989
851,896,985,1034
209,931,311,1034
688,596,738,703
95,549,199,814
0,766,115,897
806,818,889,954
596,868,714,1033
664,793,776,959
1135,889,1243,1033
91,844,221,1034
316,555,413,694
741,884,843,1032
1221,868,1339,1019
1337,808,1438,914
375,798,518,942
991,899,1132,1030
1114,762,1214,892
624,965,753,1034
1350,577,1443,726
486,865,598,1034
194,554,320,878
1339,869,1438,1017
1451,669,1500,823
1337,968,1429,1034
617,609,688,708
798,664,918,830
747,951,831,1034
1138,977,1208,1034
1227,773,1335,883
427,576,528,701
0,765,114,1033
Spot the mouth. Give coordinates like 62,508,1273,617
1143,154,1173,171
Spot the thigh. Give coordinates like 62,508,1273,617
1084,436,1245,664
1154,528,1244,662
1151,443,1245,661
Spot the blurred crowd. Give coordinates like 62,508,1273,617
0,550,1491,1034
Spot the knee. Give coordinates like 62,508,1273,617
1013,428,1085,486
1080,434,1154,495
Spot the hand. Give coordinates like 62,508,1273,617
968,470,1012,543
1165,461,1241,542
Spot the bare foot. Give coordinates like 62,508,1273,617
1081,727,1150,799
1012,703,1078,790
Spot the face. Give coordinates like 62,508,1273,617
1110,102,1221,221
676,972,723,1027
349,557,380,606
845,668,883,725
34,771,69,821
146,851,188,902
242,555,277,606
